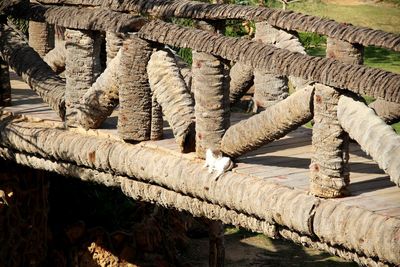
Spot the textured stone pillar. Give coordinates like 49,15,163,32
252,22,306,111
253,23,288,111
228,62,253,105
192,50,230,158
64,29,102,126
309,38,363,198
222,86,314,158
310,84,350,198
28,21,54,57
326,38,364,65
193,14,228,266
150,96,163,140
105,31,124,66
310,38,364,197
0,59,11,106
209,219,225,267
42,26,66,74
117,34,152,141
327,38,400,125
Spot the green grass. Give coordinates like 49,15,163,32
393,124,400,134
287,1,400,132
364,46,400,73
292,2,400,73
289,0,400,34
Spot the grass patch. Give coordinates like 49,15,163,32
393,123,400,134
291,1,400,74
288,1,400,132
177,47,193,64
298,32,327,57
225,19,251,37
298,32,327,51
364,46,400,73
289,0,400,34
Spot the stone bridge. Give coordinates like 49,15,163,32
0,0,399,266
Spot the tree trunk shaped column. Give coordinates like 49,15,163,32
65,29,101,127
209,220,225,267
0,24,65,118
105,31,124,66
369,99,400,124
43,26,66,74
229,62,254,105
192,52,230,157
150,95,163,140
80,50,121,129
118,34,152,141
28,21,54,57
0,59,11,106
147,48,163,141
254,21,308,105
253,22,293,111
192,13,229,266
310,38,362,197
326,38,363,65
337,95,400,187
310,84,349,198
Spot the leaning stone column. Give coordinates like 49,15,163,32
64,29,102,127
228,61,254,105
222,86,314,157
0,23,65,118
309,37,357,198
43,26,66,74
337,95,400,187
0,59,11,106
369,99,400,124
117,34,152,141
147,50,195,149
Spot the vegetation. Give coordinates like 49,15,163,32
289,0,400,34
286,0,400,133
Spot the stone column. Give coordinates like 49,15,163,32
192,19,230,158
310,83,350,198
192,13,229,266
117,34,152,141
150,96,163,140
64,29,102,126
28,21,54,57
309,38,359,198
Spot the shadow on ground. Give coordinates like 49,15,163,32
180,228,357,267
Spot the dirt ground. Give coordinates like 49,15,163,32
180,228,357,267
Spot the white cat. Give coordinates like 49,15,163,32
204,149,234,180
